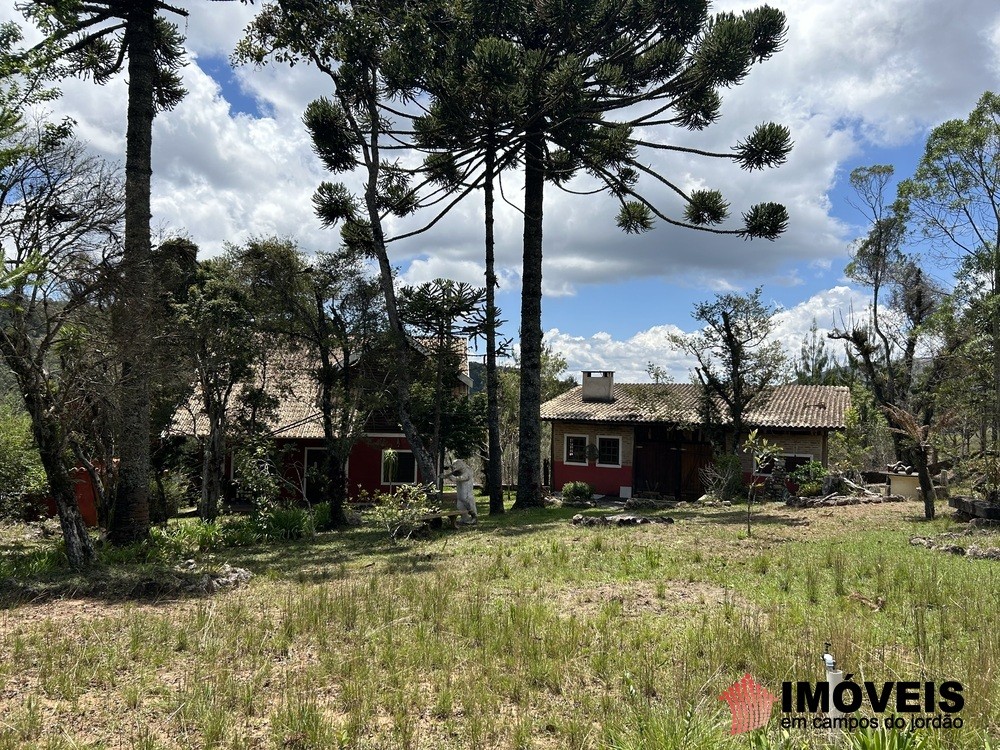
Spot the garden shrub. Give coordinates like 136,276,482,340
0,400,47,520
232,437,283,513
561,481,594,503
311,501,333,532
797,480,824,497
790,460,827,486
263,507,314,540
367,485,435,540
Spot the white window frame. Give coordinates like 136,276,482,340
754,452,813,476
381,449,418,485
595,435,622,468
564,434,589,466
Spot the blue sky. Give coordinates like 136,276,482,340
6,0,1000,382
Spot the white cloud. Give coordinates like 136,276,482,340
546,286,872,383
5,0,999,296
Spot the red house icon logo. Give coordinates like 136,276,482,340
718,673,778,734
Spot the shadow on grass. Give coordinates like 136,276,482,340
0,503,619,605
698,507,812,528
0,564,232,608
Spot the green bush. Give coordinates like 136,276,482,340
0,400,47,520
264,507,314,540
790,460,827,485
561,481,594,503
157,470,190,518
311,502,333,532
796,480,824,497
366,485,435,541
232,437,282,512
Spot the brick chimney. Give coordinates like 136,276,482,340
581,370,614,402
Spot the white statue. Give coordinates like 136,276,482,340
448,458,477,524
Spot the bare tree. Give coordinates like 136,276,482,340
0,120,123,568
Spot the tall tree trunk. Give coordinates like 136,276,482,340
28,396,95,568
319,347,349,528
484,144,504,515
200,411,225,521
907,443,935,520
110,0,155,544
514,129,545,509
357,81,437,488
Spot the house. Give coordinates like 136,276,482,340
169,340,473,503
541,371,851,499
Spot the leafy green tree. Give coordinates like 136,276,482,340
742,429,781,537
174,257,261,521
897,92,1000,450
232,237,386,527
670,288,786,454
0,118,123,568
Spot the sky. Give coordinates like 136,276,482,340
6,0,1000,384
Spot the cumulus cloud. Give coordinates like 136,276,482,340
5,0,999,290
546,286,871,383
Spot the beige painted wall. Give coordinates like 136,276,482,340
551,422,634,466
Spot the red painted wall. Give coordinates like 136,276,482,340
42,466,99,527
553,460,633,497
274,435,423,502
348,436,420,498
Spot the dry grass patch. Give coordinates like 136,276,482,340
0,499,996,749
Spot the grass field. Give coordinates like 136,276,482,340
0,498,997,749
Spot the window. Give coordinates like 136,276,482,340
381,449,417,484
755,453,813,476
596,436,621,467
565,435,588,465
304,447,326,504
304,448,350,502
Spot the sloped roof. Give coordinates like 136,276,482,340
540,383,850,430
169,338,471,441
169,348,327,440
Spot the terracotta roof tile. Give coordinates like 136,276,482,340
169,339,471,441
540,383,850,429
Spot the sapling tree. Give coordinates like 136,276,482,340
742,429,781,537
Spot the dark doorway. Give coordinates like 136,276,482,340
634,441,681,497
